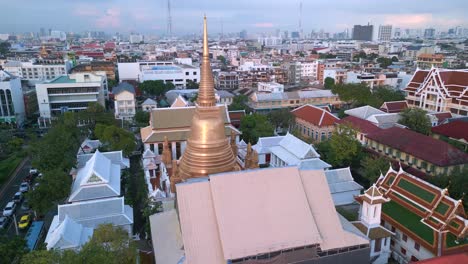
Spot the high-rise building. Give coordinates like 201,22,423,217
378,25,392,41
352,24,373,41
424,28,435,39
239,30,247,39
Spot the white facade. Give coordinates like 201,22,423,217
129,34,144,44
114,91,136,120
0,71,25,124
117,61,199,88
378,25,393,41
36,72,106,118
4,60,72,81
299,61,318,79
257,82,284,93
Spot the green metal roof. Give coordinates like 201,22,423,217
49,76,76,84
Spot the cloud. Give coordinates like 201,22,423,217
383,14,433,28
253,22,274,28
95,7,121,29
73,7,100,17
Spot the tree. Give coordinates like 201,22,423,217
427,167,468,213
377,57,393,68
28,168,72,215
332,83,405,108
360,155,390,184
0,42,11,56
139,80,172,97
228,95,249,112
316,124,363,168
94,124,136,156
398,108,431,135
21,225,137,264
217,55,227,65
240,114,274,144
324,77,335,89
268,109,294,132
0,235,27,263
134,110,150,126
186,79,199,89
391,56,399,62
373,86,405,103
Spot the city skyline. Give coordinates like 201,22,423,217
2,0,468,35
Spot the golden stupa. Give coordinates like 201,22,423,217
176,16,239,181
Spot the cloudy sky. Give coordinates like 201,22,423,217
2,0,467,35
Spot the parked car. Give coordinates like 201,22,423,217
21,200,30,211
29,168,38,175
13,192,23,204
18,214,32,230
19,182,29,193
32,182,40,191
3,201,16,216
0,216,10,229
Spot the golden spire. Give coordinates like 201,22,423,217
197,15,216,107
176,16,238,182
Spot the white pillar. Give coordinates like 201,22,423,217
144,144,149,151
181,141,187,155
154,143,159,155
171,142,177,160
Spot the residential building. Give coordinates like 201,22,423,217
404,68,468,116
36,72,106,119
141,98,157,112
0,70,25,124
269,133,331,169
353,185,393,264
117,61,200,88
70,61,116,80
378,25,393,41
129,33,143,44
346,72,386,89
171,167,370,263
376,167,467,263
248,90,341,113
416,54,445,69
325,167,364,206
292,104,340,143
215,71,238,90
353,24,374,41
113,82,136,120
257,81,284,93
323,68,347,84
365,126,468,177
3,59,72,81
424,28,436,39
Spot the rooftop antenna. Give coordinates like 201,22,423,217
166,0,173,37
299,1,303,37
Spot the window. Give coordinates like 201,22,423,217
185,72,189,76
390,240,395,247
402,234,407,242
391,226,395,233
400,247,407,255
410,256,419,262
193,71,197,75
414,242,420,251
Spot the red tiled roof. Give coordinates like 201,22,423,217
292,105,339,127
432,121,468,142
336,116,382,134
413,253,468,264
366,127,468,167
380,101,408,113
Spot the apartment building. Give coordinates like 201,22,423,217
416,54,445,69
36,72,106,119
0,70,25,124
4,59,72,81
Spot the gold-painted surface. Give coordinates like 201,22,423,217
177,16,237,181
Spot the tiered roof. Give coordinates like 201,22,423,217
404,68,468,103
376,167,467,255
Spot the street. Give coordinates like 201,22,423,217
0,158,33,237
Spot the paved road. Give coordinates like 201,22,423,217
0,158,34,236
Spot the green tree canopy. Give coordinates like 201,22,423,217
398,108,431,135
377,57,393,68
134,110,150,126
360,155,390,185
228,95,250,112
240,113,274,144
21,225,137,264
94,124,136,156
268,109,294,131
324,77,335,89
0,235,27,264
316,124,363,168
332,83,405,108
139,80,173,97
186,79,199,89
